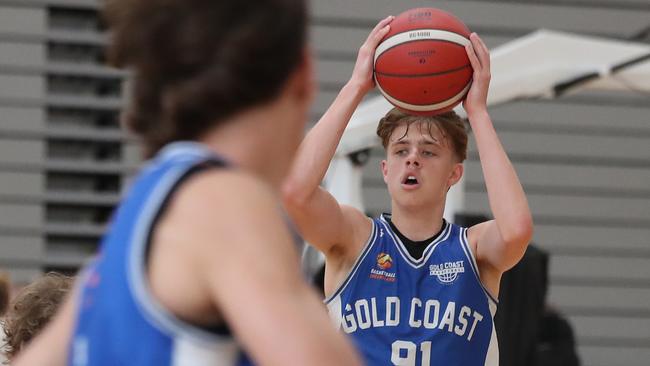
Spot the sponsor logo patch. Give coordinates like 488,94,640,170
429,260,465,284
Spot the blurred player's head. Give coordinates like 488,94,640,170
377,108,467,209
0,272,10,316
105,0,313,177
2,272,72,360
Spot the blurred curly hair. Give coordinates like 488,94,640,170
0,272,9,316
2,272,72,360
104,0,308,157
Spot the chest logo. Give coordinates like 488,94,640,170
429,261,465,284
370,252,396,282
377,252,393,270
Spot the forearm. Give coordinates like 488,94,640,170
469,110,533,242
273,286,362,365
284,82,366,202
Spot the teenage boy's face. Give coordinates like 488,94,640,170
381,121,462,209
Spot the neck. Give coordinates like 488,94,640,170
200,100,295,192
389,200,445,241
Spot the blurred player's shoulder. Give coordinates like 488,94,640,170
165,169,279,226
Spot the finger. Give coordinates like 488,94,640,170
473,33,491,68
369,24,391,47
465,43,482,72
366,15,394,44
375,15,395,32
476,34,490,55
470,33,489,70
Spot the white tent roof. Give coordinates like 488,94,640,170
335,29,650,157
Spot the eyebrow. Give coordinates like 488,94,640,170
391,138,440,147
420,140,439,146
393,140,410,146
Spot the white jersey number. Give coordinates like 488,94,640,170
391,340,432,366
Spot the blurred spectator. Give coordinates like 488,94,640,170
0,272,10,364
456,213,580,366
2,272,72,361
0,273,9,316
533,307,581,366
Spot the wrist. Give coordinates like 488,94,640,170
343,79,369,99
467,108,490,124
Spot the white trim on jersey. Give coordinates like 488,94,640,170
379,215,452,269
171,334,240,366
459,228,499,305
325,293,344,330
460,228,500,366
484,301,500,366
126,145,237,347
157,141,216,162
324,221,378,305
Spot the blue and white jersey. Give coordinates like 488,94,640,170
326,214,498,366
69,142,251,366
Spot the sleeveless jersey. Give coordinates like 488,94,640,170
326,214,499,366
69,142,254,366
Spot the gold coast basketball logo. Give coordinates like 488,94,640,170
376,253,392,270
370,253,396,282
430,261,465,285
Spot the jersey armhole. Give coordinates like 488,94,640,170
459,227,499,306
127,159,234,344
323,220,378,305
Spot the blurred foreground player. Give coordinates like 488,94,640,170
13,1,361,365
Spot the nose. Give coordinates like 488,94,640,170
406,151,420,168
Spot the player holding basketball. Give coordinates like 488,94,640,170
12,1,362,365
283,16,533,366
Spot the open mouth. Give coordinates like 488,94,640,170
403,175,419,186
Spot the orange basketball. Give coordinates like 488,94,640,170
374,8,472,116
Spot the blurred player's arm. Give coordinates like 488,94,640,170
464,33,534,289
282,16,393,256
12,288,76,366
185,172,362,366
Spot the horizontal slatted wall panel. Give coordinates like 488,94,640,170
0,2,48,282
0,0,130,281
43,3,129,274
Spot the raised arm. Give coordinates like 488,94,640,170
463,33,534,288
282,16,393,256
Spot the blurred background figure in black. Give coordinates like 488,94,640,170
456,214,580,366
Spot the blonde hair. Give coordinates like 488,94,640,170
376,108,468,162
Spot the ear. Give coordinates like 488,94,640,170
381,159,389,184
287,47,316,103
447,163,464,189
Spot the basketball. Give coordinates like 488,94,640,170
374,8,473,116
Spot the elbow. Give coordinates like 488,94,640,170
503,214,534,248
281,180,311,210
